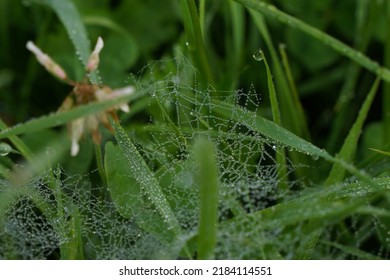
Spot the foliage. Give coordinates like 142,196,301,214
0,0,389,259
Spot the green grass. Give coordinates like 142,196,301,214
0,0,389,260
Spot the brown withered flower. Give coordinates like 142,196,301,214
26,37,134,156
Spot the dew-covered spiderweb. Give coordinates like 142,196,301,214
0,56,389,259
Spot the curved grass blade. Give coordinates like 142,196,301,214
211,98,379,188
0,89,142,140
250,11,310,140
369,148,390,157
234,0,390,83
254,49,288,190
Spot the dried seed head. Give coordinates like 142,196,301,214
26,41,68,81
86,37,104,72
94,85,135,113
26,37,134,157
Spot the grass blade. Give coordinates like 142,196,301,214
249,9,314,181
326,77,380,186
250,10,310,140
211,98,379,187
254,49,288,190
0,89,141,140
369,148,390,157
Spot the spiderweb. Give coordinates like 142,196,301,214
0,55,389,259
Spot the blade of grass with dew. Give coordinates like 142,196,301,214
0,89,142,140
104,142,174,244
110,120,183,239
210,98,379,188
30,0,99,83
254,49,288,190
234,0,390,83
193,137,220,260
326,77,381,186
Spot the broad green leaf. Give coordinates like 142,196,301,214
104,141,143,218
104,141,170,243
110,120,182,238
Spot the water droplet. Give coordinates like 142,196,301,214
253,49,264,61
0,142,13,156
